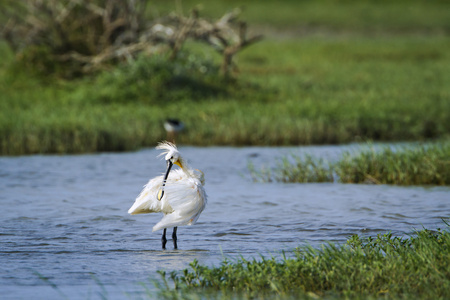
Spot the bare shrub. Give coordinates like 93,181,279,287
0,0,262,77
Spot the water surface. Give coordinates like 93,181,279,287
1,145,448,299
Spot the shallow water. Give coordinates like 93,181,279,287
1,144,449,299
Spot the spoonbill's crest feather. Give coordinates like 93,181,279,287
156,141,180,161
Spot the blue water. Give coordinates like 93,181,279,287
1,144,449,299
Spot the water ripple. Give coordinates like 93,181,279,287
0,145,448,298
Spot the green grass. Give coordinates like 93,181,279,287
336,143,450,185
249,154,334,183
1,0,450,154
249,142,450,185
156,226,450,299
151,0,450,34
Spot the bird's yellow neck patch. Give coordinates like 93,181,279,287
157,189,164,201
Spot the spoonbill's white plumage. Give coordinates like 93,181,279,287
128,141,207,249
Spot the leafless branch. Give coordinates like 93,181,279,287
0,0,262,77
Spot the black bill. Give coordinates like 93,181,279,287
157,160,173,201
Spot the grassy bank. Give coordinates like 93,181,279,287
249,142,450,185
1,0,450,154
2,36,449,155
156,226,450,299
153,0,450,34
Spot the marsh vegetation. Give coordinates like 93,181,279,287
1,0,449,155
156,226,450,299
249,142,450,185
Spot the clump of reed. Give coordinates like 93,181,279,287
156,226,450,299
248,154,333,183
249,142,450,185
336,143,450,185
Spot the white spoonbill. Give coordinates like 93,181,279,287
128,141,207,249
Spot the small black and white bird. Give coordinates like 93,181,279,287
164,119,184,142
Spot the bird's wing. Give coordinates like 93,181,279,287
128,175,172,215
152,175,207,232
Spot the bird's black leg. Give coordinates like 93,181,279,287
162,228,167,250
172,227,178,249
